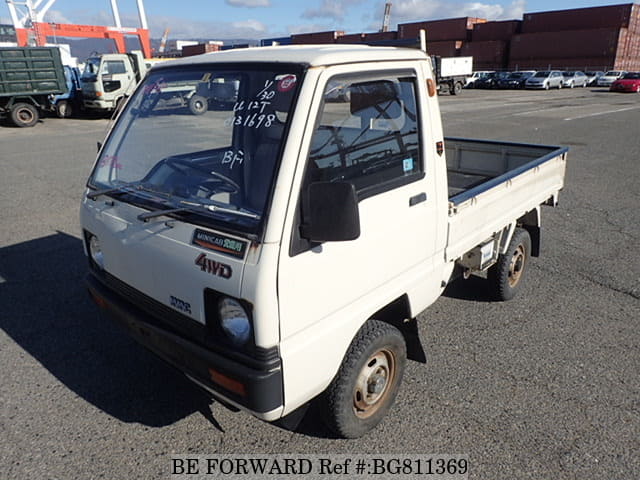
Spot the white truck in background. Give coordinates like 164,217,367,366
431,55,473,95
81,45,567,438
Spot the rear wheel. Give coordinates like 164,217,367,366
320,320,406,438
487,228,531,301
10,102,39,127
189,95,208,115
452,82,463,95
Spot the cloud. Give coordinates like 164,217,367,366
287,23,332,35
302,0,366,22
392,0,526,23
225,0,271,7
231,19,267,33
43,9,73,24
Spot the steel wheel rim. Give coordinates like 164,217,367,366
17,108,34,123
508,244,526,287
353,349,396,419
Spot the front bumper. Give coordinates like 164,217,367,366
86,272,284,419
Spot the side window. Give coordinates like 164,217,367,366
305,74,422,196
103,60,127,75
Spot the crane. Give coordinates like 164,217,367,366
380,2,392,33
158,27,170,54
4,0,152,58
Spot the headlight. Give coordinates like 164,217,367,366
218,297,251,346
89,234,105,270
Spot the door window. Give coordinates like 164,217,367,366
306,73,422,198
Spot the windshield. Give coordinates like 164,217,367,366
604,71,621,76
534,71,550,78
82,57,101,79
89,65,302,237
622,72,640,79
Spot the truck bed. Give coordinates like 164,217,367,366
444,137,568,261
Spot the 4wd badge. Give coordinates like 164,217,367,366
195,253,232,279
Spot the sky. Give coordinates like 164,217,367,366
0,0,634,40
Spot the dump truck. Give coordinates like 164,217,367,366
0,46,67,127
81,45,567,438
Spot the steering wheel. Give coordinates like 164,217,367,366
165,157,240,195
198,171,240,195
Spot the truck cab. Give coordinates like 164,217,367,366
81,45,566,438
81,51,147,112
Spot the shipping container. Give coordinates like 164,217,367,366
522,4,637,33
181,43,221,57
335,33,365,44
461,40,508,67
363,31,398,41
260,36,292,47
398,17,486,41
507,57,615,71
472,20,521,41
426,40,463,57
509,28,624,60
291,30,344,44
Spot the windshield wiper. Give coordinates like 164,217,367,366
87,182,138,200
180,200,261,220
137,200,260,223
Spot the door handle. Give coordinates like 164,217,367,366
409,193,427,206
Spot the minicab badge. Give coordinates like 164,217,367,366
192,229,248,260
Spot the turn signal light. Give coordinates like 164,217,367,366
208,368,246,396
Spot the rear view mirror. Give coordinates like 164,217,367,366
302,181,360,242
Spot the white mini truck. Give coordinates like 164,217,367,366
81,45,567,438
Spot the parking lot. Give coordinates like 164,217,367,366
1,87,639,479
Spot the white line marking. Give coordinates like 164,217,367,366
564,106,640,121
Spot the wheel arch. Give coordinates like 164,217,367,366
370,295,426,364
518,207,541,257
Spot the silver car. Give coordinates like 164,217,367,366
562,71,588,88
597,71,627,87
525,70,565,90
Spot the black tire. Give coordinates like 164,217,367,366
452,82,462,95
10,102,39,127
544,83,550,90
320,320,406,438
56,100,72,118
189,95,208,115
487,228,531,301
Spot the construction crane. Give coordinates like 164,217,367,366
380,2,392,33
158,27,170,54
4,0,152,58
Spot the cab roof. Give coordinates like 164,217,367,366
157,44,427,69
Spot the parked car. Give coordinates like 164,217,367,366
597,71,627,87
561,71,588,88
609,72,640,92
584,71,604,86
525,70,564,89
474,71,510,89
465,70,494,88
496,71,536,89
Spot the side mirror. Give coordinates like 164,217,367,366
302,181,360,242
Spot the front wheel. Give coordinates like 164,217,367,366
452,82,462,95
56,100,72,118
487,228,531,301
320,320,406,438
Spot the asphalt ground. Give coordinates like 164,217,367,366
1,86,639,479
